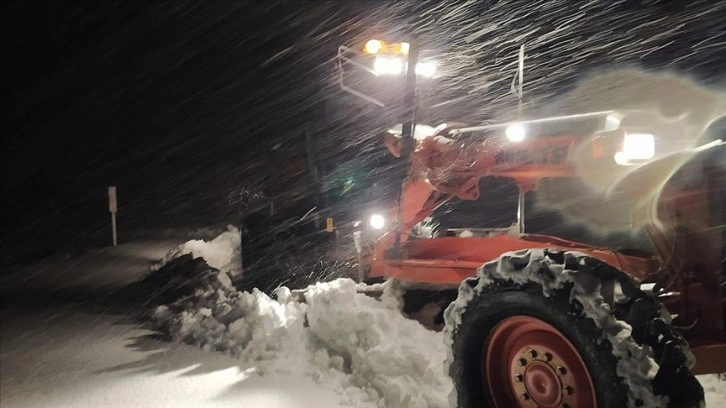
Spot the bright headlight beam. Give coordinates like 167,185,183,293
614,152,629,166
415,61,436,78
373,56,404,75
623,133,655,160
369,214,385,230
399,42,410,56
365,39,382,55
614,133,656,165
373,56,437,77
505,123,526,142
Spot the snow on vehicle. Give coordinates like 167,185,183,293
352,112,725,407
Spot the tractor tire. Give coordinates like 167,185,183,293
444,249,704,408
402,289,458,329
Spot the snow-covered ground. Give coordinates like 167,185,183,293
1,230,724,407
0,239,184,293
0,306,346,408
0,234,345,408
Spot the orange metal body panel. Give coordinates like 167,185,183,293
689,340,726,375
371,235,657,284
370,124,725,374
412,133,580,199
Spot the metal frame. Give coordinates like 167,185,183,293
453,110,618,134
336,45,386,107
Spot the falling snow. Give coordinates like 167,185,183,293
2,1,725,407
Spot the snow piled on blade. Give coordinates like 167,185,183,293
152,277,452,408
153,225,242,276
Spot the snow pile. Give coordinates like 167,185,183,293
700,374,726,407
305,280,450,407
153,225,241,276
152,277,452,408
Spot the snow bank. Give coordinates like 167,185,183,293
148,230,723,407
700,374,726,407
153,225,241,276
152,277,452,408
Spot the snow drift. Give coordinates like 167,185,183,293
153,225,242,276
152,276,452,408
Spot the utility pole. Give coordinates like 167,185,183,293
518,44,524,118
391,39,419,257
304,122,323,229
108,186,118,246
516,45,526,234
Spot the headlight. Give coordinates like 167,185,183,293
614,133,655,165
369,214,385,230
365,39,383,55
374,56,404,76
505,123,526,142
374,56,438,78
415,61,436,78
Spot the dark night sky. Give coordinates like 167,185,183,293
2,0,725,263
3,2,337,206
2,1,377,260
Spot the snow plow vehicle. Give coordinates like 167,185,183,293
354,111,725,407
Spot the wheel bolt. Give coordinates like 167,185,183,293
521,392,530,401
515,374,523,383
564,386,574,395
543,352,553,362
557,366,567,375
528,349,538,359
519,358,528,367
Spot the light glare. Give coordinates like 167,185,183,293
623,133,655,160
614,152,629,166
505,123,526,142
605,114,622,131
365,39,382,54
369,214,385,230
373,56,404,75
399,42,410,55
416,61,436,78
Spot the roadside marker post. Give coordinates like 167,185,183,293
108,186,118,246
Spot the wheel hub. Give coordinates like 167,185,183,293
510,347,570,407
483,316,596,408
523,361,561,406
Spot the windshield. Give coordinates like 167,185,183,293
431,177,655,253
